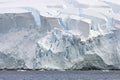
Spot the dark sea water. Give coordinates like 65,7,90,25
0,70,119,80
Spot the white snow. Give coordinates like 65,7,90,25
0,8,29,13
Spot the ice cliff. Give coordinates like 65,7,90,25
0,8,43,69
35,29,120,69
0,0,120,70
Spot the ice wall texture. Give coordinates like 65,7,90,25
35,29,120,70
0,8,43,69
0,0,120,70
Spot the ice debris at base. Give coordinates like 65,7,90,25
0,0,120,70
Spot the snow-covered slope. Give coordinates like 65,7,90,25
0,0,120,70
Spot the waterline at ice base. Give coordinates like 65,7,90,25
0,0,120,70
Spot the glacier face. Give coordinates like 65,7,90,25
0,8,45,69
0,0,120,70
35,29,120,69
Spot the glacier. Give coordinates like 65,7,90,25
0,0,120,70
